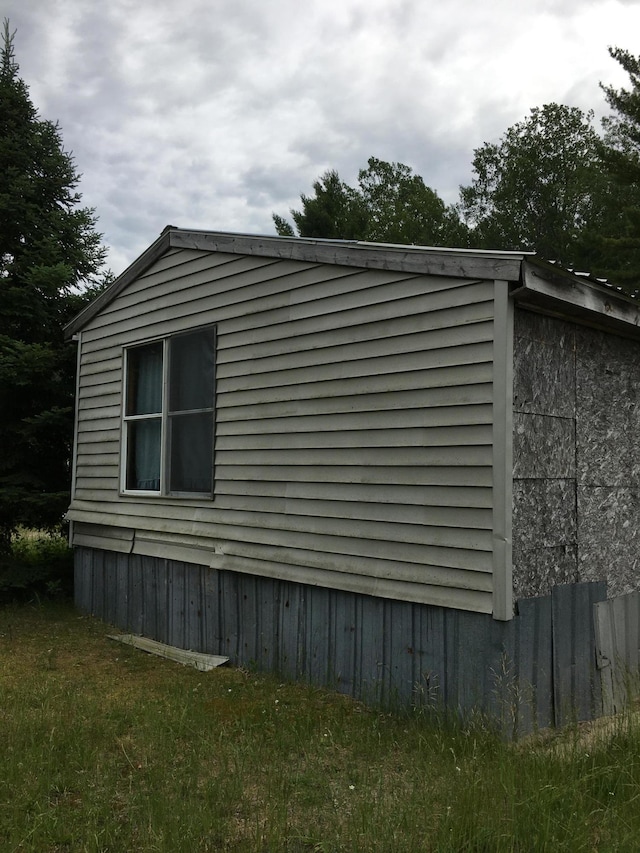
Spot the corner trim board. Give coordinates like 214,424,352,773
492,281,514,620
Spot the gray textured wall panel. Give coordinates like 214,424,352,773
512,543,578,600
512,308,578,598
513,480,576,548
574,326,640,594
513,307,640,601
578,488,640,596
513,310,576,418
513,413,575,479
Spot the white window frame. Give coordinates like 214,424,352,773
120,326,216,498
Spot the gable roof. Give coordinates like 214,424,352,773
64,226,640,340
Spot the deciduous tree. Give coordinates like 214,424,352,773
459,104,609,268
358,157,468,246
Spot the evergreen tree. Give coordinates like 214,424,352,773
0,21,108,554
274,158,467,247
274,169,368,239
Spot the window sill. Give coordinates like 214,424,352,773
119,490,214,501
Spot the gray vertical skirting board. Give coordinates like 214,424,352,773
551,581,607,727
74,548,609,735
594,590,640,715
510,595,553,735
127,555,143,635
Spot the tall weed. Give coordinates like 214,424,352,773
0,530,73,602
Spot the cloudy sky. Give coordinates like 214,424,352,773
5,0,640,277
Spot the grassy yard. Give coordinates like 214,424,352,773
2,602,640,852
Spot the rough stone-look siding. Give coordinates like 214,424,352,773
513,307,640,599
576,329,640,591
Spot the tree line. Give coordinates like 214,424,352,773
275,49,640,294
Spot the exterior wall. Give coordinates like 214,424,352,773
512,307,640,599
69,247,498,613
512,309,578,597
74,547,607,735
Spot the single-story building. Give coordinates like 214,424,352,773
65,227,640,728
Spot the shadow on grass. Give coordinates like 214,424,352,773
0,530,73,604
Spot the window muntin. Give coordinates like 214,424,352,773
123,328,215,496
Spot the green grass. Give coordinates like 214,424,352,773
2,602,640,851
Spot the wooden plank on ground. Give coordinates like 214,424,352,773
108,634,229,671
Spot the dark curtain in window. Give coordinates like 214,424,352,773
127,342,163,415
127,419,161,491
169,413,213,493
168,329,215,494
169,330,215,412
126,342,163,490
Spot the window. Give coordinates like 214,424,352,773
122,327,216,496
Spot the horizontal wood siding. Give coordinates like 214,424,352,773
70,248,496,612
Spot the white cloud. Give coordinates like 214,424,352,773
4,0,640,275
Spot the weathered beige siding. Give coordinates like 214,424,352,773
69,246,497,612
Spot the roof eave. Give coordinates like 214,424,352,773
515,258,640,339
169,228,528,280
63,227,533,338
63,228,173,339
67,226,640,340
